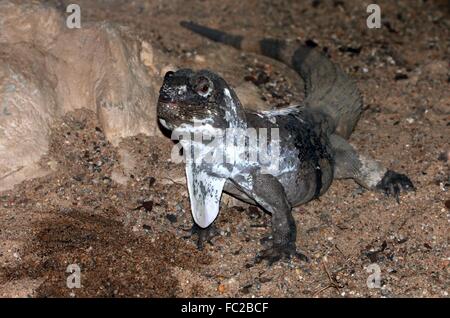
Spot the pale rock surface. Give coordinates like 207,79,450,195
0,1,169,191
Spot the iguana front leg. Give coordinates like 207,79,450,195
233,172,308,265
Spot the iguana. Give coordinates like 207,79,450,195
156,22,414,264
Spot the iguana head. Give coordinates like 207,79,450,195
157,69,246,131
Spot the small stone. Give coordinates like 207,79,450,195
194,55,206,63
141,200,153,212
443,200,450,210
241,284,252,294
166,214,177,223
217,284,226,294
438,150,450,163
394,73,408,81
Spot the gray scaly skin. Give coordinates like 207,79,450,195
157,22,415,265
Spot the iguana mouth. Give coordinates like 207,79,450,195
157,101,210,130
157,99,189,129
158,118,173,130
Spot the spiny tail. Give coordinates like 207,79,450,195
180,21,362,139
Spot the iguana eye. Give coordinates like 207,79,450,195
195,76,213,97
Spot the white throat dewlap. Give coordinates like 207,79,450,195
185,163,226,228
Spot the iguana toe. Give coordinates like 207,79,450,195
376,170,415,203
183,223,220,250
255,244,309,265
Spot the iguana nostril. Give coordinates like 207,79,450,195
158,92,172,103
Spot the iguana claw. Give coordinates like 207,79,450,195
255,243,309,265
183,223,220,250
376,170,415,203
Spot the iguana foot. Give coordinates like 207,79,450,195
376,170,415,203
255,243,309,265
183,223,219,250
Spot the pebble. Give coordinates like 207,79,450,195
194,55,206,63
217,284,226,294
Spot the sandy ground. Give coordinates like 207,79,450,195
0,0,449,297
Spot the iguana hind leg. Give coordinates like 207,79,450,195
330,134,414,202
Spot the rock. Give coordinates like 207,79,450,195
217,283,225,294
0,1,170,191
0,44,57,191
45,22,167,143
194,54,206,64
445,200,450,211
0,1,64,47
